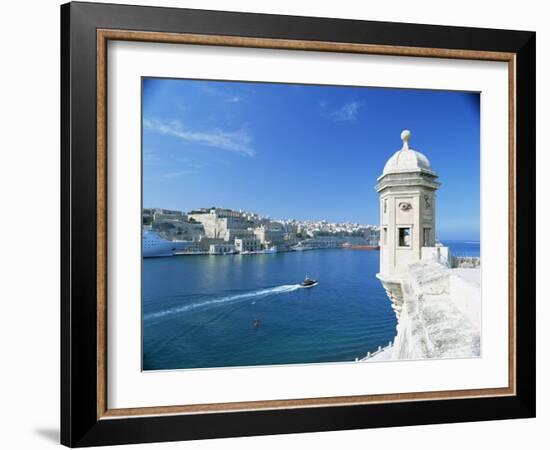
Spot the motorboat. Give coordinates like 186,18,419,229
300,275,318,288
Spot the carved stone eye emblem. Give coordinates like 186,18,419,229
399,202,412,211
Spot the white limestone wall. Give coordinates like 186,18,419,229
376,261,481,361
449,269,481,333
421,246,451,266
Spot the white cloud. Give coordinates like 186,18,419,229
161,170,193,178
144,118,255,156
199,85,244,104
322,100,363,122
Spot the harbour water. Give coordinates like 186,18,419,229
143,240,479,371
442,240,481,257
143,248,396,370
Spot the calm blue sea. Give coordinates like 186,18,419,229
442,240,481,257
143,249,396,370
142,240,479,371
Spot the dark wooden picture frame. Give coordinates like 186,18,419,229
61,1,535,447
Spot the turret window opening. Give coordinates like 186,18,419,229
398,227,411,247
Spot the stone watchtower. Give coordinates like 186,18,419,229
376,130,441,297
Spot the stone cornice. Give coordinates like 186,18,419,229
375,171,440,193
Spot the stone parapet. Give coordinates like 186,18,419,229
374,261,481,361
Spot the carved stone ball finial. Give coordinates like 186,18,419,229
401,129,411,150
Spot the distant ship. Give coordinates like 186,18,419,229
142,230,192,258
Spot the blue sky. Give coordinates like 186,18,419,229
143,78,480,240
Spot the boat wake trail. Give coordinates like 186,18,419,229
144,284,301,321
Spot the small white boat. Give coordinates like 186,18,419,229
259,246,277,254
300,275,319,288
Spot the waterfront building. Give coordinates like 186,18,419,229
189,208,251,240
192,236,225,252
235,238,262,253
253,224,286,247
209,243,236,255
376,130,442,280
178,241,206,254
222,228,255,243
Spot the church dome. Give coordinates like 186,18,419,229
382,130,434,175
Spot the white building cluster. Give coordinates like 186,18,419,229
144,206,380,254
285,219,378,242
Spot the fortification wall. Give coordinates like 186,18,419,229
374,261,481,361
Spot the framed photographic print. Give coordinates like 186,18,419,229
61,1,536,447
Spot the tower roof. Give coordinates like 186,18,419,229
381,130,435,176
